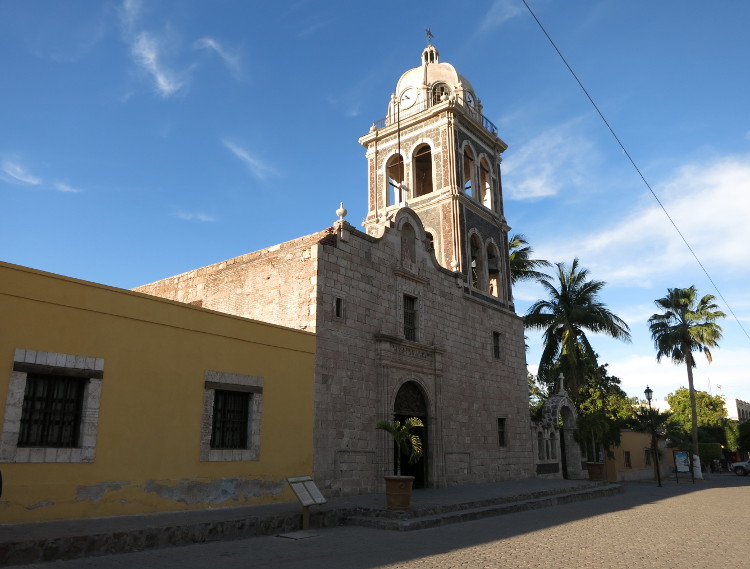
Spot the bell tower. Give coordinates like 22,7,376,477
359,40,513,305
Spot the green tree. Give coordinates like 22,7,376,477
575,411,621,461
576,362,636,419
528,373,548,421
524,258,631,401
648,286,725,459
725,420,740,453
508,233,551,285
573,362,636,460
628,405,677,442
666,388,727,432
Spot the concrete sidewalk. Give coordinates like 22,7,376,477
0,478,619,566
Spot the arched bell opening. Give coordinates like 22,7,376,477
412,144,433,197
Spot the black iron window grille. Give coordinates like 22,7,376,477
210,389,250,450
403,295,417,341
19,373,85,448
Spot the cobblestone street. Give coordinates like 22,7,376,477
16,476,749,569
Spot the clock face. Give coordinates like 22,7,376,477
465,91,476,107
400,87,418,108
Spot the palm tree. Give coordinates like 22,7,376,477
647,286,725,461
376,417,424,476
524,258,631,401
508,233,551,285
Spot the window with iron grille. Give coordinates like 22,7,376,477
644,448,652,466
624,450,632,468
210,389,250,450
403,295,417,341
18,373,85,448
497,418,506,447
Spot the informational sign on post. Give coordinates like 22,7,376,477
286,476,326,534
674,451,690,473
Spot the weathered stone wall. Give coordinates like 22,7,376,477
134,232,328,332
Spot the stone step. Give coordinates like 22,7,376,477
343,483,623,531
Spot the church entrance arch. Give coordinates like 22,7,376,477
393,381,428,488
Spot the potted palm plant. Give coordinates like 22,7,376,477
376,417,424,510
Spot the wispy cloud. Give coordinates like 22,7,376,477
55,182,83,193
222,140,278,181
539,155,750,286
119,0,143,32
503,120,596,199
478,0,524,34
195,37,241,77
1,160,41,185
130,31,185,97
607,347,749,405
118,0,186,98
1,158,86,194
173,211,217,222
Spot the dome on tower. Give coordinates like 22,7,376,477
390,43,478,115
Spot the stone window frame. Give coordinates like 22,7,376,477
200,370,263,462
624,450,632,469
0,348,104,464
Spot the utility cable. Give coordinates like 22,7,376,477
521,0,750,342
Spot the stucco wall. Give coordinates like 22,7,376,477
0,262,315,523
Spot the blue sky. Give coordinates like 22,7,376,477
2,1,749,408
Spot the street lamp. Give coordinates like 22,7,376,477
644,386,662,487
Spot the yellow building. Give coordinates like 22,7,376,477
605,430,667,483
0,261,315,523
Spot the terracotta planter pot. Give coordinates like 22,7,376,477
384,475,415,510
585,462,605,481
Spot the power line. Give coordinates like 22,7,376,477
520,0,750,343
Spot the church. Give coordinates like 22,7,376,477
135,40,537,495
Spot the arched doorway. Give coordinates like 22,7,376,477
393,381,428,488
539,380,586,480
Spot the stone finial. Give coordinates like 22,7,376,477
336,202,348,221
558,373,565,393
